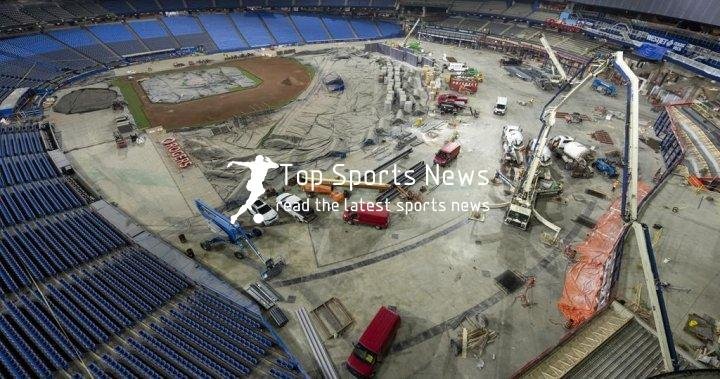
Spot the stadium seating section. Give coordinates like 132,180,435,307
0,10,401,103
0,123,306,377
0,3,405,375
197,14,247,52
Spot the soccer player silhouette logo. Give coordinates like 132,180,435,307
227,155,279,224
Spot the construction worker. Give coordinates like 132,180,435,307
611,179,620,192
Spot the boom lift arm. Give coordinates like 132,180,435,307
614,54,679,372
402,18,421,47
195,199,285,280
540,33,568,82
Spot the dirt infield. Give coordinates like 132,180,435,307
115,56,312,130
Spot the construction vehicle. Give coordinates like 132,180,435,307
592,78,617,96
556,140,595,177
437,93,468,106
502,125,524,165
441,54,468,73
437,92,477,116
195,199,284,279
592,157,619,177
529,138,552,167
505,46,680,374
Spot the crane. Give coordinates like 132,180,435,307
504,49,679,372
195,199,285,280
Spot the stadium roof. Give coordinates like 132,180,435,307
574,0,720,27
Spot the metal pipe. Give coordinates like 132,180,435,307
296,307,339,379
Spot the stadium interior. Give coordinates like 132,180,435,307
0,0,719,378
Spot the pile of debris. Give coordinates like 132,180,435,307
450,312,498,368
685,313,720,368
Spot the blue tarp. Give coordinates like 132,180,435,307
635,43,667,61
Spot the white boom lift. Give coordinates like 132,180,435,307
539,33,568,83
402,18,421,47
504,46,679,371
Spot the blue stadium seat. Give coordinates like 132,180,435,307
161,315,260,368
197,14,247,52
290,14,331,42
150,322,250,376
0,315,51,377
349,18,381,38
229,13,275,47
160,16,218,53
125,338,187,378
82,269,145,320
128,19,179,51
114,346,163,378
0,337,31,377
138,330,215,378
46,284,110,343
296,0,320,5
71,273,133,327
58,279,122,334
181,302,273,348
101,354,137,378
322,16,356,40
4,34,97,71
87,23,149,56
49,28,121,65
377,20,402,37
259,12,301,44
3,300,67,370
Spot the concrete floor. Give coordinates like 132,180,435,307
47,40,720,378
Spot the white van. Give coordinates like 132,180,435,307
493,97,508,116
446,62,468,73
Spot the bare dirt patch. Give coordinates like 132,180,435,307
115,56,312,130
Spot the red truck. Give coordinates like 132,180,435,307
346,306,401,378
436,93,468,106
433,141,461,166
343,203,390,229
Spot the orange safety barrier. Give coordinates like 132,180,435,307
557,182,651,327
687,175,704,189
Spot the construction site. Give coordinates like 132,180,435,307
1,1,720,378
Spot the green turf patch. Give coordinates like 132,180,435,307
112,78,150,129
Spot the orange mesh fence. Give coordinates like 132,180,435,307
557,183,651,326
